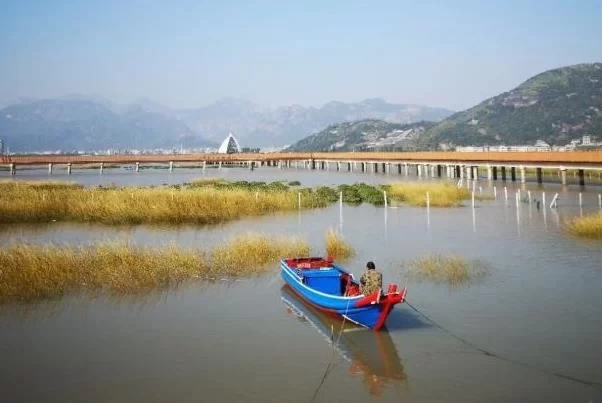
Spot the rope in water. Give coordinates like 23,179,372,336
309,298,351,403
404,300,602,392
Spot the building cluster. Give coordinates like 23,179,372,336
0,132,265,156
455,135,601,152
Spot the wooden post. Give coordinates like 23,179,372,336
578,169,585,187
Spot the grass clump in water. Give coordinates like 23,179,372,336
387,183,470,207
0,180,330,225
0,233,311,303
405,254,489,285
324,229,355,260
211,233,310,275
567,213,602,239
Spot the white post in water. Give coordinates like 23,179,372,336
493,186,497,200
383,190,388,208
542,192,546,208
578,192,583,207
599,194,602,210
504,186,508,203
515,191,519,208
169,161,174,172
48,163,53,175
426,192,430,209
298,192,301,209
339,191,343,229
528,191,532,207
472,191,475,209
550,193,559,209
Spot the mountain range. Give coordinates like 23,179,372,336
0,96,454,152
2,63,600,153
287,63,602,151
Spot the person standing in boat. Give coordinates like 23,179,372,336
359,261,382,295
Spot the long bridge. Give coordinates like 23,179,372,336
2,151,602,186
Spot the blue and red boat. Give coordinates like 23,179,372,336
280,257,407,331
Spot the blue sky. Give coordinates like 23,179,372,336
1,0,601,110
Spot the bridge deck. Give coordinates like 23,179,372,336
2,151,602,167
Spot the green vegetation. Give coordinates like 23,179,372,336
420,63,602,149
324,229,355,260
0,233,311,303
405,254,489,285
567,213,602,239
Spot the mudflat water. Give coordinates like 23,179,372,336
1,167,602,402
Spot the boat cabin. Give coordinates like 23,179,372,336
285,257,360,296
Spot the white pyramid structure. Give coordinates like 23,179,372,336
217,132,242,154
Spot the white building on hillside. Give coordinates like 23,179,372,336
218,132,242,154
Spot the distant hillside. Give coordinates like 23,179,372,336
285,119,435,152
420,63,602,149
175,97,453,147
0,99,216,152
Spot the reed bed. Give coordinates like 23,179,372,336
0,233,311,303
387,183,471,207
0,180,328,225
405,254,489,285
324,229,355,260
567,213,602,239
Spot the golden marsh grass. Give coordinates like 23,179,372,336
0,180,327,225
387,183,471,207
0,233,311,303
567,213,602,239
324,229,355,260
406,254,489,285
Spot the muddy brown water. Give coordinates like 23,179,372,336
1,168,602,402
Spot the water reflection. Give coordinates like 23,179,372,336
280,285,407,397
